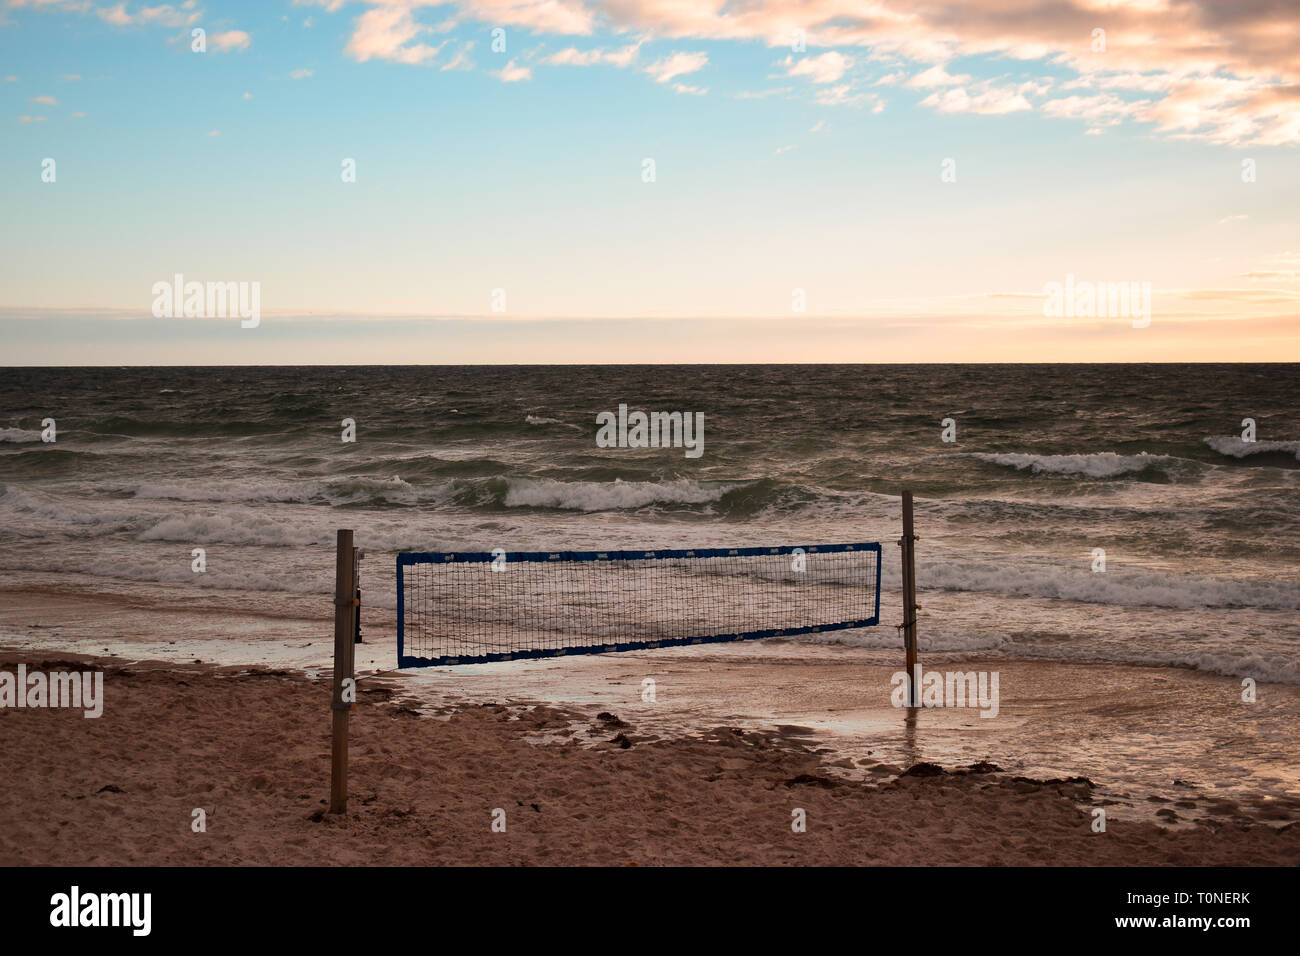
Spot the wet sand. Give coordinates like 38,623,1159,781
1,634,1298,865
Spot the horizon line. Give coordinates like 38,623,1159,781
6,360,1298,369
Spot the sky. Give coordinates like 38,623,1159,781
1,0,1297,364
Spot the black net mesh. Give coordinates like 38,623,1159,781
399,545,880,665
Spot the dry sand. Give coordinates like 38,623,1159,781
2,647,1297,866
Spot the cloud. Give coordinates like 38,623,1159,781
814,84,853,106
96,3,199,28
289,68,314,79
31,95,58,106
1041,93,1145,127
815,84,882,109
906,63,970,89
18,116,47,123
1217,214,1248,225
1064,72,1175,95
496,59,531,82
61,74,81,81
460,0,595,35
544,40,643,68
210,30,251,52
96,3,133,26
330,0,594,58
1136,75,1300,146
921,83,1032,115
22,0,1300,144
567,0,1300,144
1238,251,1300,281
544,47,603,66
344,6,445,65
777,51,852,84
1041,77,1300,145
440,42,475,71
293,0,347,12
600,41,643,68
734,86,793,99
644,51,707,84
671,82,706,95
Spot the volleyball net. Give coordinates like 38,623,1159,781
396,542,882,667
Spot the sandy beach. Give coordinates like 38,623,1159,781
3,622,1297,866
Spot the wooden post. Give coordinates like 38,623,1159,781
329,529,355,814
900,491,920,706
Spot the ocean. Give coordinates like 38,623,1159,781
2,364,1297,682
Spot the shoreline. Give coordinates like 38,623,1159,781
3,574,1294,683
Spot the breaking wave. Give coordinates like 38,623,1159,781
971,451,1179,479
1204,436,1300,462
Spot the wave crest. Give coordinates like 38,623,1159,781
1204,436,1300,461
972,451,1175,479
502,477,736,512
0,428,43,443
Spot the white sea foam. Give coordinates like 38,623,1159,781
972,451,1176,478
915,555,1300,611
502,477,737,511
1204,436,1300,460
6,479,1293,613
132,476,422,506
0,485,142,536
0,551,337,597
0,428,43,443
137,513,331,548
133,480,318,504
525,414,582,432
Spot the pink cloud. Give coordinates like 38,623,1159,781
591,0,1300,143
496,59,532,81
921,83,1032,115
544,40,642,67
778,50,852,84
644,50,707,83
210,30,251,52
906,64,970,89
345,6,446,64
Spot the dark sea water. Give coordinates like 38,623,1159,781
2,364,1297,680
